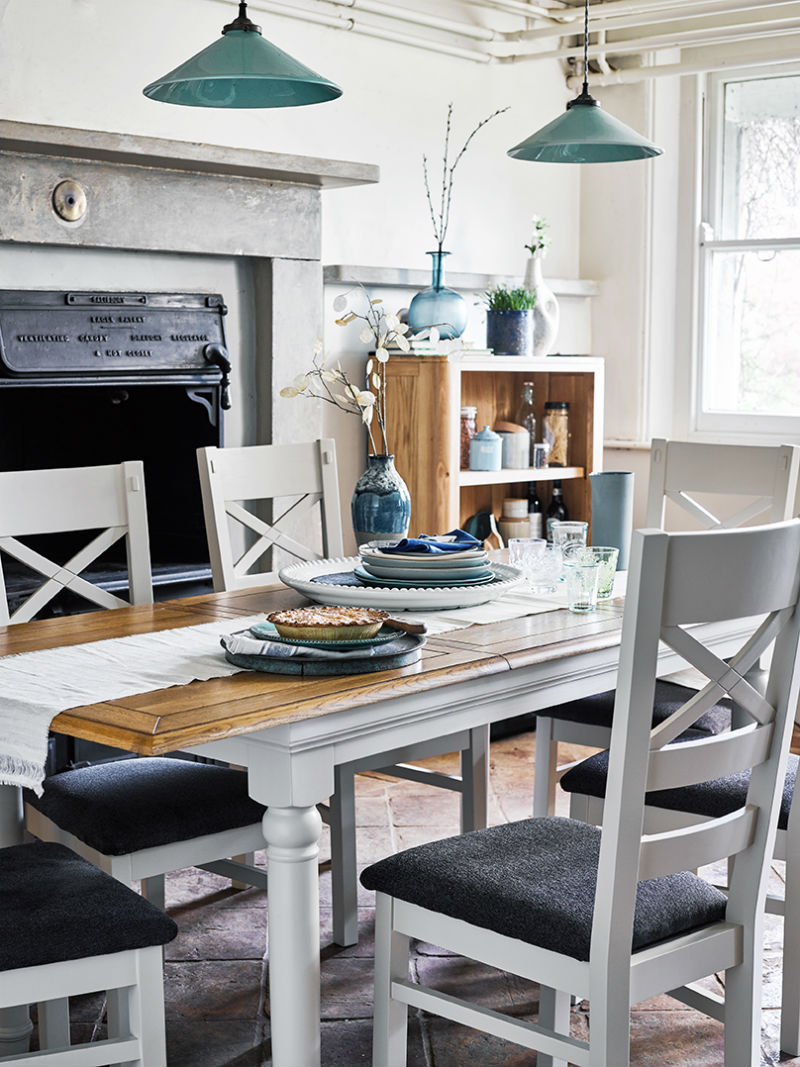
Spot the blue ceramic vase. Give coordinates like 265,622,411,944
407,250,468,341
351,454,411,547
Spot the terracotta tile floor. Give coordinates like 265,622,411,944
50,728,800,1065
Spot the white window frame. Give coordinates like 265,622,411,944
694,63,800,442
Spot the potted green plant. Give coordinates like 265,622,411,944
483,286,537,356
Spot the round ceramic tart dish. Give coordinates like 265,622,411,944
266,605,389,641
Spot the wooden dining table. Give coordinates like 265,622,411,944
0,582,754,1066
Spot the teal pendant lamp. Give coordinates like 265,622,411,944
508,0,661,163
143,2,342,109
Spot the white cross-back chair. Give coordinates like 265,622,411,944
0,841,177,1066
198,439,344,588
533,439,800,818
0,461,152,623
14,463,269,911
362,519,800,1067
197,441,490,947
563,732,800,1056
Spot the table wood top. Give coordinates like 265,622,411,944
0,586,625,756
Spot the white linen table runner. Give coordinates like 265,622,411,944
0,579,609,796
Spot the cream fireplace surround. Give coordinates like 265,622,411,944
0,120,379,450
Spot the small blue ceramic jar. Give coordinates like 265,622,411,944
469,426,502,472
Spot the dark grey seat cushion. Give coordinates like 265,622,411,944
544,680,732,736
561,738,797,832
360,817,727,962
27,757,266,855
0,841,177,972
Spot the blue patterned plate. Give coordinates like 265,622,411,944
352,564,495,588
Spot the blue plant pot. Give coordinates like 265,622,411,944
351,454,411,547
486,309,534,357
407,250,468,341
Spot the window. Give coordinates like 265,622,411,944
697,68,800,436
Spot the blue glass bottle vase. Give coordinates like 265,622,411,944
407,250,468,341
351,454,411,548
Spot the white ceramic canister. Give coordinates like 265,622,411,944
497,429,530,470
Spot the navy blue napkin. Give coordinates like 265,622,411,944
379,529,482,555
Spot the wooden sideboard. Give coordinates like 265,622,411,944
385,354,604,537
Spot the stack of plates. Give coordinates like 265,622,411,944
357,542,493,588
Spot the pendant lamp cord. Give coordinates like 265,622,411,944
582,0,589,96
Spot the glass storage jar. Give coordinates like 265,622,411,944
543,401,570,466
460,406,477,470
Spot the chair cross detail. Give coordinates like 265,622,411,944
0,526,131,623
667,489,774,530
652,610,785,747
226,491,326,579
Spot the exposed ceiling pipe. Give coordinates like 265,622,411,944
458,0,567,21
497,1,800,44
501,17,800,61
565,42,800,86
316,0,500,41
564,0,799,19
219,0,494,60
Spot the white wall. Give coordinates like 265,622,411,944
0,0,586,543
0,0,579,276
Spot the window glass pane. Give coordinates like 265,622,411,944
721,75,800,239
704,248,800,415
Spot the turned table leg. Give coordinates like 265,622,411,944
263,804,324,1067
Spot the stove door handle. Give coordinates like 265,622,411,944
204,343,232,409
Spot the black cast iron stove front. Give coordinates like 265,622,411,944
0,290,233,614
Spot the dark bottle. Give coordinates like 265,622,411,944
527,482,543,539
545,479,568,542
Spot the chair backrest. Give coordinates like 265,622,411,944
0,460,153,624
196,440,344,592
590,519,800,989
645,439,800,529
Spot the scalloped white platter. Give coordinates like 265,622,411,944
279,556,523,611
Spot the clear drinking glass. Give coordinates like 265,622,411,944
508,537,547,591
551,520,589,561
526,543,563,594
565,561,600,613
583,546,619,600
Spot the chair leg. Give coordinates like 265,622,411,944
537,985,570,1067
533,716,558,817
782,832,800,1054
37,998,70,1051
460,725,489,833
569,791,591,822
140,875,166,912
231,852,255,890
723,959,760,1067
373,893,410,1067
589,981,631,1067
107,946,168,1067
330,766,359,947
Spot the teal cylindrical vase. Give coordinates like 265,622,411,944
589,471,635,570
407,250,468,341
351,454,411,547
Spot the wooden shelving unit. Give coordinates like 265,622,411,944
385,354,604,537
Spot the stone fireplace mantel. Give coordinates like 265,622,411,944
0,120,379,445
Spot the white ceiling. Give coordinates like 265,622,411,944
241,0,800,81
